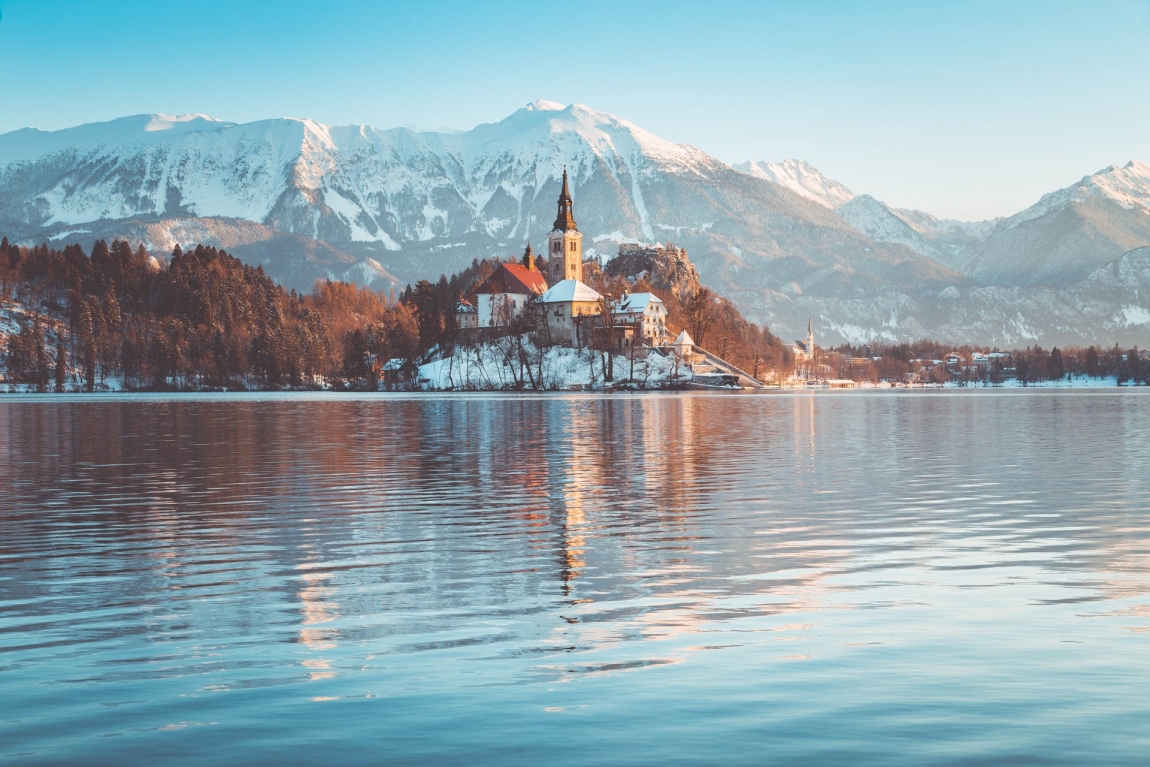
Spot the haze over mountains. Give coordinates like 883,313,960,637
2,101,1149,346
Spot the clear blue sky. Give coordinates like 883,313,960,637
1,0,1147,220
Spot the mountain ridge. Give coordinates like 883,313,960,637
2,103,1148,345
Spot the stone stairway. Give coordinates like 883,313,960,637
690,348,766,389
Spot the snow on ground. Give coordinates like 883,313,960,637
851,376,1129,389
418,339,687,390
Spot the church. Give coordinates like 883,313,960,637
467,167,621,348
536,168,606,346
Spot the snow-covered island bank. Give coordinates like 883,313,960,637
415,329,771,391
418,340,682,391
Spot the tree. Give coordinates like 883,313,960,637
685,287,716,349
55,335,67,392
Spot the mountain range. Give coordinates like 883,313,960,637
2,101,1149,347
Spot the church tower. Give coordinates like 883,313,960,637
548,167,583,283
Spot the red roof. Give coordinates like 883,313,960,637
475,263,548,296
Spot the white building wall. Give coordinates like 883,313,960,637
477,293,531,326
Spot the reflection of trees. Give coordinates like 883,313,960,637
4,393,1150,666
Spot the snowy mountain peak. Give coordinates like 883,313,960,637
524,100,566,111
1083,159,1150,211
733,158,855,208
144,113,226,132
993,158,1150,233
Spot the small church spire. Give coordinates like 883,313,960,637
522,241,535,271
552,166,577,232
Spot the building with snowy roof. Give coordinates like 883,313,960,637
612,291,668,344
455,298,478,329
473,244,548,327
538,279,603,346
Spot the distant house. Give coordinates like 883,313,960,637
538,279,602,346
474,247,548,327
455,298,478,329
612,291,668,345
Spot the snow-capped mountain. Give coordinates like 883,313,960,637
731,159,997,270
732,159,855,208
1,102,1148,345
962,161,1150,287
0,101,953,309
834,195,949,264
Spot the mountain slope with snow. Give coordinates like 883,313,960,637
733,159,855,208
963,161,1150,287
834,195,948,263
743,246,1150,347
731,160,998,269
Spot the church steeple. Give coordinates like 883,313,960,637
522,241,535,271
552,166,577,232
547,166,584,283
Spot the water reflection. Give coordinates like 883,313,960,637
2,391,1150,765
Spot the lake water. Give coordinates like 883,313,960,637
2,391,1150,765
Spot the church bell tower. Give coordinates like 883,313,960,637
548,167,583,283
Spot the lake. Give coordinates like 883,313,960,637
2,391,1150,765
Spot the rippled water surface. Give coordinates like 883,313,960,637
3,391,1150,765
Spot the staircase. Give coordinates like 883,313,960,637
690,348,766,389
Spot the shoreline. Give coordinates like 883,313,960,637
2,376,1147,397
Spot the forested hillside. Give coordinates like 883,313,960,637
0,238,791,391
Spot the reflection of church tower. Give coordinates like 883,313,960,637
548,167,583,284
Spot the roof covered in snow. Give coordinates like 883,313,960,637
673,330,694,347
614,292,664,315
538,279,602,303
475,263,548,296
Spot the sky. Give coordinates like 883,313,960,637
0,0,1147,220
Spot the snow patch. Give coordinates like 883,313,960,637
1120,304,1150,326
